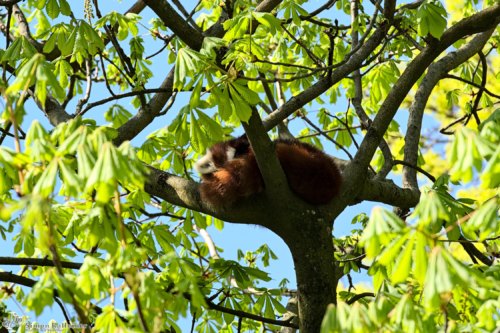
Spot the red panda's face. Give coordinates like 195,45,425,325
194,143,236,175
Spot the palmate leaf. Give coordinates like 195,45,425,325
33,159,58,197
174,48,204,90
283,0,308,26
58,158,82,197
153,225,177,253
227,81,261,122
94,305,127,332
24,270,56,315
360,207,406,258
417,0,447,38
1,36,37,63
413,187,450,232
252,12,282,34
465,198,499,240
210,259,271,289
196,110,223,142
189,110,205,153
104,104,133,128
5,54,42,97
223,12,251,40
422,247,492,310
449,127,495,183
46,0,60,19
25,120,50,147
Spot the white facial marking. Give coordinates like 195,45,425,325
194,151,217,174
226,146,236,161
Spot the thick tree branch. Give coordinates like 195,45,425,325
350,0,393,180
142,0,204,51
114,69,175,145
11,4,43,51
143,166,272,226
242,108,290,202
33,95,73,126
356,177,420,208
347,4,500,202
403,30,493,190
256,0,283,12
0,271,36,287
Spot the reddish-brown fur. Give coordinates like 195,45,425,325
197,137,342,209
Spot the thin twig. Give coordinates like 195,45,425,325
206,299,298,329
301,113,354,160
75,58,93,115
467,51,487,126
393,159,436,182
81,88,170,114
346,292,375,305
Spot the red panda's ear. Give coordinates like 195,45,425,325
231,135,251,157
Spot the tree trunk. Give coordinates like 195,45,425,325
281,216,338,333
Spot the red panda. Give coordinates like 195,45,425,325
194,136,342,209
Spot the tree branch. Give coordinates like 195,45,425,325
114,69,175,145
0,271,104,315
0,257,82,269
347,4,500,201
241,108,290,202
403,30,493,190
346,292,375,305
356,177,420,208
142,0,204,51
143,166,273,225
206,299,298,329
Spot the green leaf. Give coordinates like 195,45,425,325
46,0,60,19
5,54,44,98
466,198,499,240
59,0,71,15
174,48,203,90
104,104,133,128
196,110,223,143
189,78,203,109
95,305,127,332
33,159,59,197
391,233,415,284
76,257,109,299
360,207,406,258
25,120,49,146
58,158,82,197
190,111,205,153
252,12,282,34
417,1,447,38
413,187,449,232
24,271,55,315
223,14,250,40
154,225,176,253
414,232,429,284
